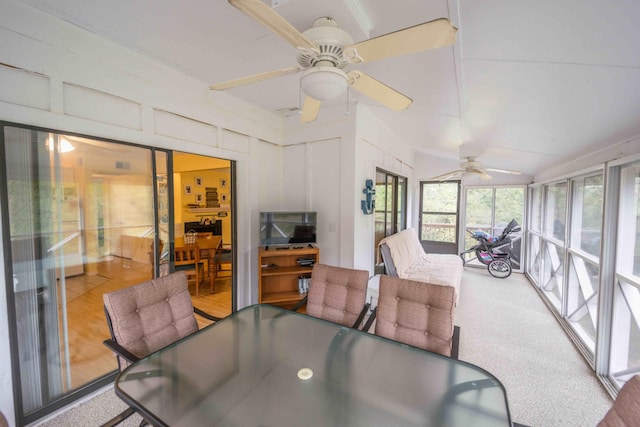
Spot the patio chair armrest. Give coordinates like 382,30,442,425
291,295,308,312
103,339,141,364
361,306,377,332
193,306,222,322
451,325,460,360
352,302,370,329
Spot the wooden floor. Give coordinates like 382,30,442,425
57,256,233,390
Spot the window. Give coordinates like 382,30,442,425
610,162,640,386
420,181,459,243
463,186,525,269
565,174,603,352
545,182,567,242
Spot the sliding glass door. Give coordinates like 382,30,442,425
2,125,164,423
374,169,406,269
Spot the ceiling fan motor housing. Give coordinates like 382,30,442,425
298,17,353,69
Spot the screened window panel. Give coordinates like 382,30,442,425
566,254,599,352
545,182,567,242
542,240,564,310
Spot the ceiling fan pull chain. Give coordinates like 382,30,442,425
298,78,303,113
345,86,350,117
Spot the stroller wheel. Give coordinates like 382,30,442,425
488,259,512,278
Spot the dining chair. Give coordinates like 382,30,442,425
101,271,222,426
368,274,459,358
148,239,164,278
597,375,640,426
174,244,204,297
215,245,232,276
292,263,370,329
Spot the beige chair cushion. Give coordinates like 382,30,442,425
103,271,198,361
306,264,369,327
598,375,640,426
375,275,455,357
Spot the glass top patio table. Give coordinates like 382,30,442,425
115,304,512,427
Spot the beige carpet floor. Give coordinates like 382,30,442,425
456,268,612,426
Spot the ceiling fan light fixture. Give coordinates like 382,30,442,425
300,67,347,101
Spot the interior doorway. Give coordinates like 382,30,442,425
169,151,234,316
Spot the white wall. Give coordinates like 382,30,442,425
281,104,418,274
354,107,416,271
0,1,285,423
283,105,356,267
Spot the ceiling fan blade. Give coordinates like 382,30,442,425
347,71,412,111
229,0,316,50
210,67,301,90
485,167,522,175
345,18,457,64
430,170,463,181
300,96,321,123
480,170,493,180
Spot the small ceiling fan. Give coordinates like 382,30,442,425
210,0,457,123
430,157,522,181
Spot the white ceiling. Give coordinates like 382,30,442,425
16,0,640,177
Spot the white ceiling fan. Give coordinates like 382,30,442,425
430,156,522,181
210,0,457,123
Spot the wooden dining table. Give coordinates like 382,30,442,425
174,235,222,291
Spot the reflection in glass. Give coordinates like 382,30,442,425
530,186,542,233
571,174,603,257
545,182,567,241
617,165,640,276
4,126,155,416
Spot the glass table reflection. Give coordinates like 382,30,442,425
115,304,512,426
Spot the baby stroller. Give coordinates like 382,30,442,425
460,219,521,278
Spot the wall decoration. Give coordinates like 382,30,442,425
195,176,203,186
220,178,228,188
184,184,192,195
195,193,203,203
361,179,376,215
221,193,228,203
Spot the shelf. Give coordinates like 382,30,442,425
261,266,314,276
258,245,318,308
186,207,230,213
261,291,307,305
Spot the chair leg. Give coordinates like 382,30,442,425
210,260,216,294
99,407,135,427
451,325,460,360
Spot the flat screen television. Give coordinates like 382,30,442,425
260,211,317,247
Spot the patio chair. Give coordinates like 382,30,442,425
292,263,370,329
366,275,459,358
174,245,204,297
100,271,222,426
597,375,640,426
